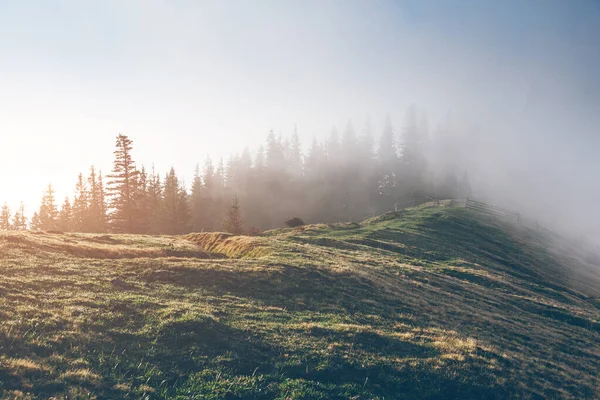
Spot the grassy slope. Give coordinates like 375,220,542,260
1,203,599,399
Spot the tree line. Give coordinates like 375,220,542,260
0,109,471,234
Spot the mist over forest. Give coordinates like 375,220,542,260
1,0,599,245
1,100,599,249
0,107,470,234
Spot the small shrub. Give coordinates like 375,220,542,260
285,217,305,228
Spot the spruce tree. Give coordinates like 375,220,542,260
134,166,149,233
238,147,253,192
266,130,285,171
231,149,253,224
223,194,243,235
147,166,162,233
225,154,240,189
58,197,73,232
202,156,216,190
72,173,89,232
264,131,287,227
30,212,41,231
12,203,27,230
0,203,11,230
215,158,226,193
201,156,217,230
88,166,108,232
160,168,180,235
190,164,204,232
39,184,58,230
244,146,266,230
107,134,139,233
97,171,108,231
177,181,191,234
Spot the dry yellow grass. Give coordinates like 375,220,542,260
184,232,272,258
60,368,101,384
1,358,50,373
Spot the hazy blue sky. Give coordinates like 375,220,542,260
1,0,599,226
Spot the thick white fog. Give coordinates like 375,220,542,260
0,0,598,243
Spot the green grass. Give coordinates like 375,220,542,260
1,202,599,399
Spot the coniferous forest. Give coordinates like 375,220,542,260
0,110,471,234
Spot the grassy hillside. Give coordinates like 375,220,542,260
1,202,599,399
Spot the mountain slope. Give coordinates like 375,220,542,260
1,203,599,399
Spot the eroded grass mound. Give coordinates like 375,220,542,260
184,232,272,258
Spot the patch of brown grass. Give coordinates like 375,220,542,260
60,368,101,384
185,232,272,258
1,357,50,373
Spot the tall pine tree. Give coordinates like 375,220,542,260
38,184,58,230
88,166,108,232
0,203,11,230
190,164,204,232
30,212,41,231
177,181,191,234
72,173,89,232
12,203,27,230
223,194,243,235
159,167,180,235
134,166,149,233
107,134,139,233
147,166,163,233
58,197,73,232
